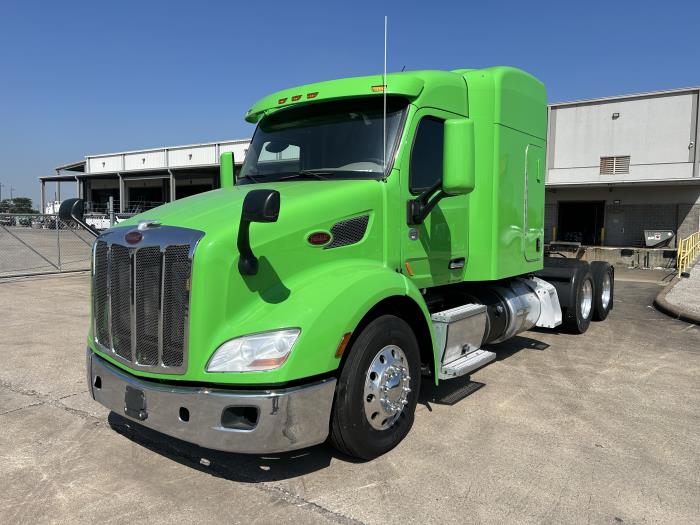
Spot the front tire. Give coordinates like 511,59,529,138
330,315,421,460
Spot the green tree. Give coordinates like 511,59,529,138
0,197,36,213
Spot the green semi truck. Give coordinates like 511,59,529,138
62,66,614,459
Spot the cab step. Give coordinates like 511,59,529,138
439,349,496,380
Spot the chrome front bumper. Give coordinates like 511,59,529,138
87,350,336,454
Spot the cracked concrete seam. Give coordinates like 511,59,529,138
0,379,365,525
0,379,99,423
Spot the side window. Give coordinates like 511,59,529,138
410,117,444,193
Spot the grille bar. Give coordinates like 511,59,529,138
110,244,132,361
134,246,162,366
91,226,203,375
162,245,191,367
158,250,166,367
93,241,110,348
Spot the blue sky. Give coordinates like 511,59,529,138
1,0,698,205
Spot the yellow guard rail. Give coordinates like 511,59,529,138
677,231,700,277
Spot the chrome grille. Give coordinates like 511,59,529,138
92,226,202,375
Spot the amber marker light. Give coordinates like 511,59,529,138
291,94,302,101
278,98,287,104
404,261,414,276
371,85,385,92
335,332,352,358
248,356,289,368
307,92,318,99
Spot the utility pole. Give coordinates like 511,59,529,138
10,186,14,200
0,182,4,201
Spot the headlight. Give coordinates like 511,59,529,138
206,329,300,372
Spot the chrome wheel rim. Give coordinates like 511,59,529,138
363,345,411,430
600,273,612,310
581,279,593,319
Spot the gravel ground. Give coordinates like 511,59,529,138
665,261,700,316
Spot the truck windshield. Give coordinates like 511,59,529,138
239,96,408,183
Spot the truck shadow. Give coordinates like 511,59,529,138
418,335,550,409
107,412,357,482
241,256,290,304
484,334,550,361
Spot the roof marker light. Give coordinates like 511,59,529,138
307,92,318,99
278,98,287,104
291,95,302,101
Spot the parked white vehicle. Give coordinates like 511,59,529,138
85,215,126,230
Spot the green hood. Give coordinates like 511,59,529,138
99,178,390,385
125,179,380,235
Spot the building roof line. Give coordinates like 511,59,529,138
549,85,700,108
85,138,250,159
55,160,87,172
40,163,237,182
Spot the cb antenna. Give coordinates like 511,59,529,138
383,15,387,173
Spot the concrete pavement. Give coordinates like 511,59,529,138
1,271,698,524
664,262,700,318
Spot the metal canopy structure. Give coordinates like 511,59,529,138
40,139,250,214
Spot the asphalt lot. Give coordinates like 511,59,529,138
0,270,698,524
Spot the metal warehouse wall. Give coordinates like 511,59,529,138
548,90,700,184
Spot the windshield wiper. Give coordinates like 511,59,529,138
279,170,332,181
238,174,261,183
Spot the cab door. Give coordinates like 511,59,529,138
400,109,469,288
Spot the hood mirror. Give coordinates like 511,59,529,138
238,189,281,275
58,198,98,237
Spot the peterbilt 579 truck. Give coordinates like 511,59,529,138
62,66,614,460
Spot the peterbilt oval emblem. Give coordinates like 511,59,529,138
125,230,143,244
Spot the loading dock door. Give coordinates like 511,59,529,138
557,201,605,245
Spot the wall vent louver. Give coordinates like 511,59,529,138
600,155,630,175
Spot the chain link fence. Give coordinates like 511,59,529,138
0,213,133,278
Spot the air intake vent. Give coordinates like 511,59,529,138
600,156,630,175
325,215,369,249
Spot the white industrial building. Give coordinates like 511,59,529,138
42,85,700,249
41,139,250,214
545,86,700,247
